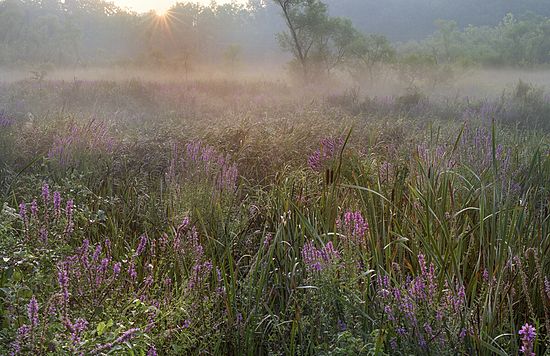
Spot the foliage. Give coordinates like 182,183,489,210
0,77,550,354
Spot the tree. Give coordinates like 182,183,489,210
274,0,328,80
317,17,360,74
347,33,395,79
273,0,361,80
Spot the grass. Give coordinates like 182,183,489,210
0,77,548,355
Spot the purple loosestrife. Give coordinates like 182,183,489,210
68,318,89,345
64,199,74,236
113,262,121,276
115,327,140,343
301,240,340,273
337,211,369,248
172,141,239,192
30,199,38,219
53,191,61,218
375,254,467,352
135,234,148,256
217,162,238,191
92,244,102,262
10,325,30,355
19,202,29,239
147,346,158,356
128,261,137,281
307,137,343,172
96,257,110,286
92,328,140,353
79,239,90,270
27,296,39,328
41,183,49,203
39,227,48,243
518,323,536,356
57,262,70,308
188,260,213,290
18,202,27,224
48,120,115,167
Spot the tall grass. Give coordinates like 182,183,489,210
0,79,548,355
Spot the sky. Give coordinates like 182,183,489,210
113,0,244,14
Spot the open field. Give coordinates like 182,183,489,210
0,73,549,354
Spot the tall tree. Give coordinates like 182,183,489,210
274,0,361,80
274,0,328,80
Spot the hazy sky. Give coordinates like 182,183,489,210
113,0,244,13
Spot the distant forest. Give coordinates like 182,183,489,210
326,0,550,40
1,0,550,69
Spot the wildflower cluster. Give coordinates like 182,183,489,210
48,120,115,167
376,255,468,354
518,323,536,356
336,210,368,248
308,137,343,172
17,183,76,242
167,141,238,191
301,240,340,273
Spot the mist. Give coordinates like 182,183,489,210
1,0,550,355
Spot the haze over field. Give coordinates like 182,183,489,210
1,0,550,355
113,0,246,14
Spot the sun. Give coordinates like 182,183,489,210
155,7,169,17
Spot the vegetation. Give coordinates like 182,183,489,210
3,0,550,74
1,0,550,355
0,78,549,354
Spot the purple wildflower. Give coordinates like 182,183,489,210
42,183,50,203
27,296,39,328
92,328,140,353
53,191,61,216
147,346,158,356
39,227,48,243
301,240,340,272
18,202,27,221
57,263,70,307
188,260,213,290
117,328,139,343
92,244,102,262
307,137,343,172
338,211,368,247
65,199,74,235
113,262,121,276
128,261,137,281
518,323,536,356
135,234,148,256
10,325,31,354
70,318,89,344
337,319,347,331
30,199,38,219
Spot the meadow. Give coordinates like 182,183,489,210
0,73,549,355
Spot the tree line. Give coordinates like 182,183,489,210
1,0,550,80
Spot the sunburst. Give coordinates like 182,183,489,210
155,7,169,17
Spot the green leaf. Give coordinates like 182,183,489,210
97,321,106,336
